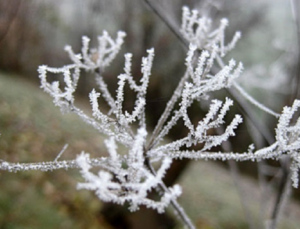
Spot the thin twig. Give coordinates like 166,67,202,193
143,0,188,49
289,0,300,103
144,158,196,229
0,157,108,172
0,0,22,44
143,0,275,146
146,70,189,151
269,159,291,229
54,144,69,162
217,126,257,229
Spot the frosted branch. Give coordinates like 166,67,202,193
233,82,280,118
181,6,241,56
75,128,181,213
3,6,300,229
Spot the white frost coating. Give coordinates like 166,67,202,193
1,7,300,228
181,6,241,56
76,133,181,212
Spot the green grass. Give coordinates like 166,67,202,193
0,72,108,229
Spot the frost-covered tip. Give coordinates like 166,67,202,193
37,65,47,83
194,99,242,150
194,50,209,80
141,48,155,77
116,74,127,117
185,44,198,78
89,89,100,111
89,89,109,123
82,36,90,45
181,6,190,30
218,97,234,120
116,31,126,43
226,31,242,51
124,53,133,76
186,44,197,64
220,18,229,27
64,45,82,65
81,36,95,66
94,30,126,69
181,6,241,59
208,59,242,89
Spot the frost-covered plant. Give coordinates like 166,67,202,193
1,6,299,229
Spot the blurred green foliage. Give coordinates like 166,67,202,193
0,72,110,229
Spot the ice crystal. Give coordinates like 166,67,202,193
1,7,299,226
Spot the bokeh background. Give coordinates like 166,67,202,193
0,0,299,228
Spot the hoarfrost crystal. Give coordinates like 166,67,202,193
1,6,300,229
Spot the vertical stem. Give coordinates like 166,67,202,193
217,126,257,229
269,160,291,229
145,158,196,229
146,70,189,150
143,0,188,49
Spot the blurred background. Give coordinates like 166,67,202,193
0,0,299,228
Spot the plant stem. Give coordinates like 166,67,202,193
146,70,189,150
145,158,196,229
